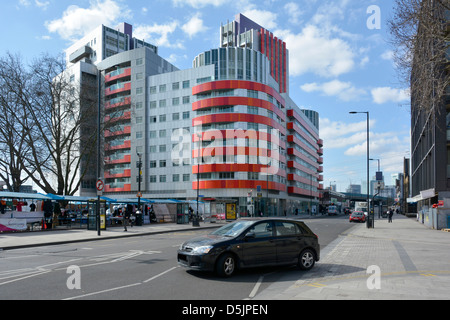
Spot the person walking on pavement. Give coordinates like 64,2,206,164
388,208,393,223
124,204,132,231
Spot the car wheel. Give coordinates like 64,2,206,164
298,249,315,270
216,253,236,277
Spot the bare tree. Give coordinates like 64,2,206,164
388,0,450,116
0,53,99,195
0,53,35,192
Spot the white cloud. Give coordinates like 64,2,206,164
301,79,366,101
182,13,207,38
241,8,278,30
278,25,355,77
284,2,303,25
45,0,130,41
172,0,228,8
371,87,410,104
134,21,184,49
35,0,50,10
321,117,410,177
320,118,374,149
381,50,394,61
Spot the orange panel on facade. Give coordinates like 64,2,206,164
192,179,286,192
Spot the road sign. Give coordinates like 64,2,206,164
96,179,104,192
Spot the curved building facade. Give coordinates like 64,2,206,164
67,15,323,217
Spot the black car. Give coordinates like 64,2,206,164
177,218,320,277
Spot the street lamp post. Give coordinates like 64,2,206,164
193,133,202,227
349,111,372,228
137,152,142,216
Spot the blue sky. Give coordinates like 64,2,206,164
1,0,410,192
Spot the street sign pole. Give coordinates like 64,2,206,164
96,178,104,236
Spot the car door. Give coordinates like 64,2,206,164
240,221,276,267
273,221,305,264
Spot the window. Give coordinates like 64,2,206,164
248,172,259,180
159,129,166,138
183,174,190,181
182,80,190,88
136,87,143,94
149,145,157,153
136,131,143,139
136,73,143,80
136,116,143,124
159,145,166,152
149,160,156,168
172,97,179,106
247,221,273,238
159,175,166,182
182,96,190,104
159,114,166,122
150,86,157,94
172,113,180,120
275,221,301,236
150,101,157,109
159,84,166,92
150,116,157,123
149,175,157,183
247,90,258,98
159,160,166,167
219,172,234,179
172,82,179,90
136,101,143,110
159,99,166,108
247,106,258,114
173,174,180,182
136,58,143,65
182,111,190,119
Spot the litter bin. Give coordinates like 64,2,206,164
135,210,143,226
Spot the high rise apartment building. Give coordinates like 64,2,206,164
67,14,323,216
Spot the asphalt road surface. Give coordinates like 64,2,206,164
0,215,354,300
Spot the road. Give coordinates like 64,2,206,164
0,215,354,300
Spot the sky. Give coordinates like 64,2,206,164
0,0,411,193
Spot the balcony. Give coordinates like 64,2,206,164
104,169,131,179
105,96,131,110
105,82,131,96
104,125,131,138
105,67,131,83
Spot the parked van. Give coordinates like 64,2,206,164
327,205,337,216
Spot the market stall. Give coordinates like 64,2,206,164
0,192,52,231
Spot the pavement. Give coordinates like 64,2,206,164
1,214,449,300
253,214,450,300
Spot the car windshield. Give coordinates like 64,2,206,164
210,220,255,237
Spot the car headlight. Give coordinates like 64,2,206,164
192,246,214,254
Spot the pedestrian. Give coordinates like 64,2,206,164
124,204,132,231
388,208,393,223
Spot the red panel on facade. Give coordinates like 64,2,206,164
193,129,286,150
192,179,286,192
192,96,285,121
192,80,285,106
193,113,286,135
105,184,131,192
105,68,131,83
192,163,285,176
